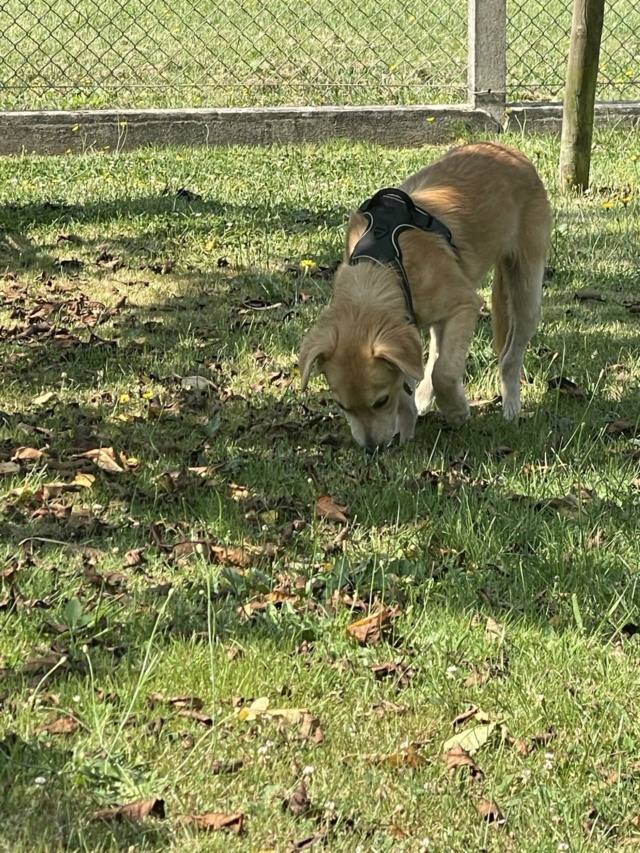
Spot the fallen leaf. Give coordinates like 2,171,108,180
94,797,165,822
237,696,271,721
181,375,214,391
548,375,586,401
299,712,324,744
485,616,506,643
124,548,146,568
452,706,491,728
476,797,505,824
346,607,401,645
75,447,124,473
73,472,96,489
34,715,80,736
0,461,20,475
178,709,212,727
286,835,321,851
288,781,311,816
442,722,496,755
168,695,204,711
32,391,55,406
606,418,636,436
315,495,349,523
12,446,46,462
373,743,426,769
181,811,244,834
442,743,484,780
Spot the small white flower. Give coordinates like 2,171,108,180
35,776,46,785
544,752,555,760
543,760,554,771
557,844,569,851
302,764,315,776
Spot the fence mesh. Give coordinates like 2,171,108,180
0,0,638,111
508,0,640,103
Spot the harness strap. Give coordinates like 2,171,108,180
348,187,456,325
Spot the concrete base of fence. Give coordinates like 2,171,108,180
0,105,499,155
0,102,639,155
505,101,640,134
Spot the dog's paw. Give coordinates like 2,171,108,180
444,406,471,430
502,397,521,420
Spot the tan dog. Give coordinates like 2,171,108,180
299,142,552,451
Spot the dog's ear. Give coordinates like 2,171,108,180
373,325,424,381
299,323,336,390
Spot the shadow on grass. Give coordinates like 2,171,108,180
0,731,171,850
2,189,640,849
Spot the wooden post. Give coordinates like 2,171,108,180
468,0,507,121
559,0,605,193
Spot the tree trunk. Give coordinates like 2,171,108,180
559,0,605,193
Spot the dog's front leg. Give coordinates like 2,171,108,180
416,323,443,415
396,379,418,443
432,302,481,428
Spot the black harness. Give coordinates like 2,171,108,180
348,187,456,325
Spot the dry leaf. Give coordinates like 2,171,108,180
548,375,586,401
32,391,55,406
315,494,349,523
476,797,505,824
73,472,96,489
237,696,270,721
34,715,80,736
94,797,165,822
375,744,425,769
452,706,490,728
75,447,124,473
181,811,244,834
299,712,324,744
286,835,321,851
346,607,400,644
0,461,21,475
442,743,484,780
442,722,496,755
288,781,311,816
168,695,204,711
12,446,46,462
181,375,214,391
178,709,212,727
485,616,506,643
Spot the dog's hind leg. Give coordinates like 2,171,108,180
497,255,544,420
415,323,443,415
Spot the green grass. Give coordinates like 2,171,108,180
0,0,638,109
1,128,640,851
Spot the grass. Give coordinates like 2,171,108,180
0,0,639,110
0,128,640,851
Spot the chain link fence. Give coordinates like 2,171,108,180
0,0,638,111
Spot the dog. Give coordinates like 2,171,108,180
298,142,552,451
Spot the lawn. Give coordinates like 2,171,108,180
0,128,640,852
0,0,639,109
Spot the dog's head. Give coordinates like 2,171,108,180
299,265,423,451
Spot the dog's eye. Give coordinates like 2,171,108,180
373,395,389,410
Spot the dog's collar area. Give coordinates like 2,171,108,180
348,187,456,325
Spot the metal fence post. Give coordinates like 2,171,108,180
468,0,507,120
